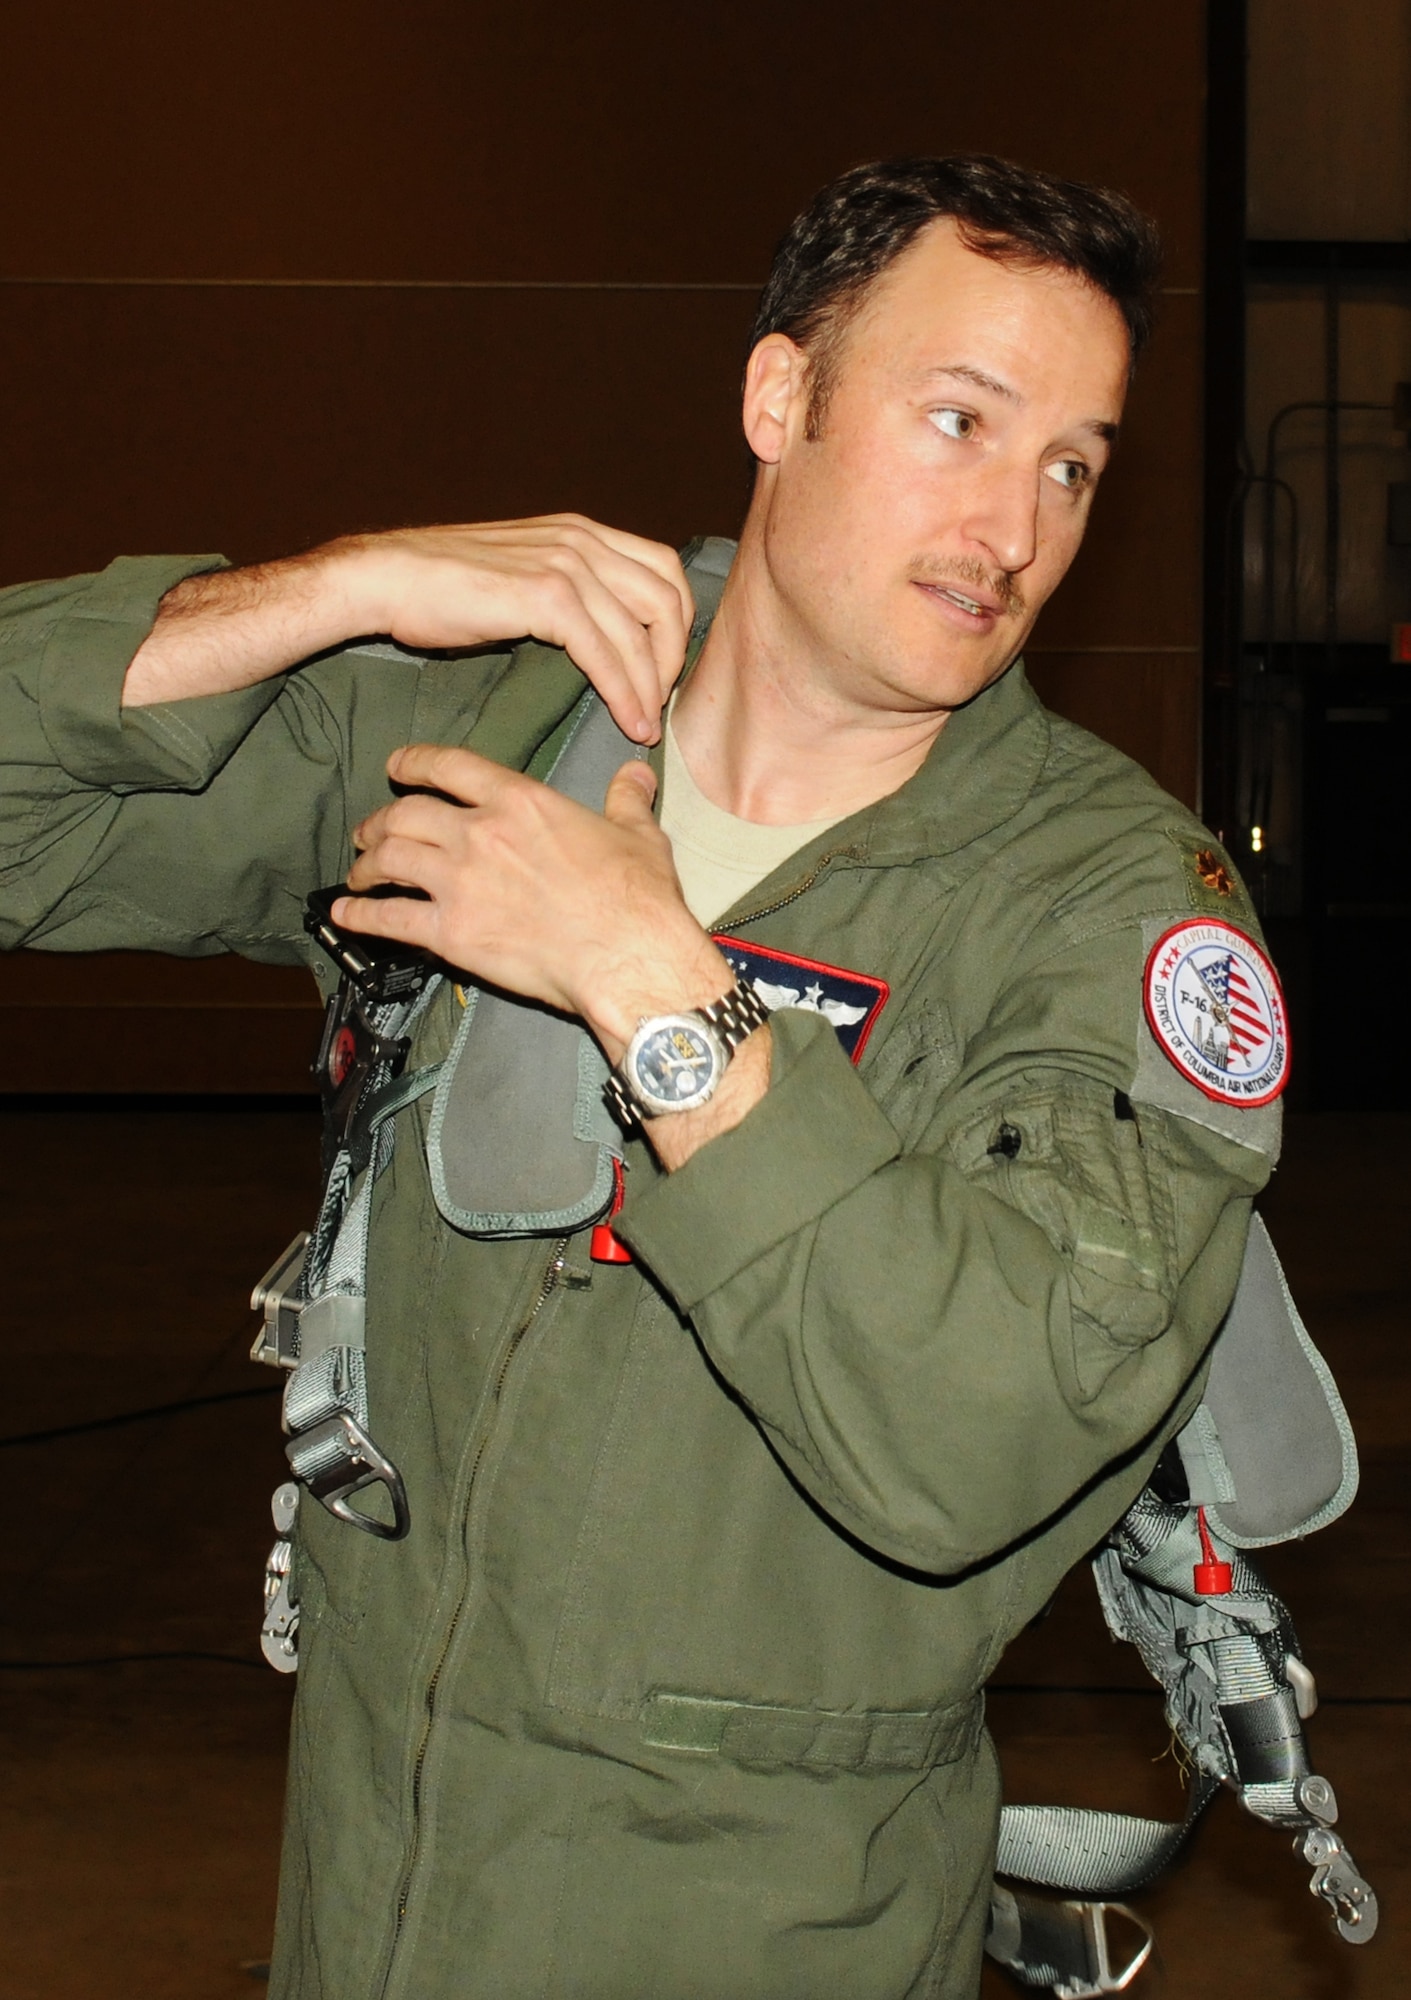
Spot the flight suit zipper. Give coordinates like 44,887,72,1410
386,1235,570,1974
382,848,852,1982
723,846,860,933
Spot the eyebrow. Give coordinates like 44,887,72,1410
920,363,1120,445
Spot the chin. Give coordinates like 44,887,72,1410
896,648,1012,714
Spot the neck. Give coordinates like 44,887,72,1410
673,514,951,826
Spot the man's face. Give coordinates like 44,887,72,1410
745,218,1131,717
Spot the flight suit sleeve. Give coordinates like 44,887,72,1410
0,556,492,963
618,912,1275,1577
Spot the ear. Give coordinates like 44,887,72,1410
741,334,809,465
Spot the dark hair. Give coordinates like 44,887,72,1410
749,155,1162,436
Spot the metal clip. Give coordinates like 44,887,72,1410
1285,1653,1319,1720
1302,1826,1379,1943
1297,1772,1337,1826
250,1234,310,1370
260,1482,301,1673
288,1410,411,1541
1053,1903,1154,1997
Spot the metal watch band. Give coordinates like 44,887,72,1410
696,976,772,1052
604,976,770,1128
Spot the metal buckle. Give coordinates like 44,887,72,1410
303,886,431,1004
259,1482,301,1673
250,1234,309,1370
1302,1827,1380,1943
289,1411,411,1541
1052,1902,1154,1997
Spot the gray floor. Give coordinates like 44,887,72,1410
1,1105,1404,1997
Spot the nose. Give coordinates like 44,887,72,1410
958,455,1040,578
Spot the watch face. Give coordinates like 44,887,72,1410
628,1017,723,1115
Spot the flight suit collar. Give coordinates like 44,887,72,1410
852,657,1051,866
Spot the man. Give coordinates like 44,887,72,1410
0,158,1283,1997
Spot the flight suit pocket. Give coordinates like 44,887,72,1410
543,1285,1006,1732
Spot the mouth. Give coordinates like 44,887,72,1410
937,586,988,617
915,580,1009,626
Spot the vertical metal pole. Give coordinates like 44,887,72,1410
1325,259,1340,658
1201,0,1248,833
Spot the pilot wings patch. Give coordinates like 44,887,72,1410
711,934,890,1063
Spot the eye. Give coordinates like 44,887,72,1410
1044,457,1090,494
930,407,977,441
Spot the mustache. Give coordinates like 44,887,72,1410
911,559,1025,618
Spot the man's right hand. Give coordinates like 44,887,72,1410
123,515,695,745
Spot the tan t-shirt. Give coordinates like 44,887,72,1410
659,709,846,928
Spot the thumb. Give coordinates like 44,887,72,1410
603,758,659,826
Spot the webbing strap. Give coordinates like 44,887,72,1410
281,984,442,1539
996,1779,1218,1897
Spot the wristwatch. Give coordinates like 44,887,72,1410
604,978,771,1126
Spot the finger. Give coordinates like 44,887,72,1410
566,568,680,743
331,889,442,952
385,741,522,805
516,550,680,743
345,833,449,897
353,790,464,853
535,525,691,718
602,759,659,829
544,518,695,636
581,541,693,708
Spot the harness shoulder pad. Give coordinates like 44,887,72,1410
1176,1213,1357,1547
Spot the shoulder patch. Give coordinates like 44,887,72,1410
1144,920,1290,1107
1164,828,1251,916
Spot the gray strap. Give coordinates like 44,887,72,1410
280,984,441,1540
681,534,736,638
997,1781,1217,1897
998,1492,1312,1898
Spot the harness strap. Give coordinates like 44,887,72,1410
993,1487,1379,1960
275,985,442,1543
996,1781,1218,1898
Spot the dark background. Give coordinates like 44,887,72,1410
0,0,1209,1090
2,8,1409,1997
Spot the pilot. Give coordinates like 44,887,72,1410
0,156,1284,1998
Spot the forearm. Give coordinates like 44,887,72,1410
122,540,373,707
621,1008,1267,1573
122,516,693,734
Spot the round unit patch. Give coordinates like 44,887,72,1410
1143,920,1289,1107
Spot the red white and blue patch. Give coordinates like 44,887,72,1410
712,934,889,1064
1144,920,1289,1107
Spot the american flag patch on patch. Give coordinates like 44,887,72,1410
1143,920,1289,1107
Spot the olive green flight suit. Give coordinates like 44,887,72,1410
0,555,1280,1999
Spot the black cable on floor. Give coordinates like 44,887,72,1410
0,1381,281,1450
0,1649,266,1671
0,1092,320,1114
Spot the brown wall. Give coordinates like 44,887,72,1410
0,2,1209,1090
